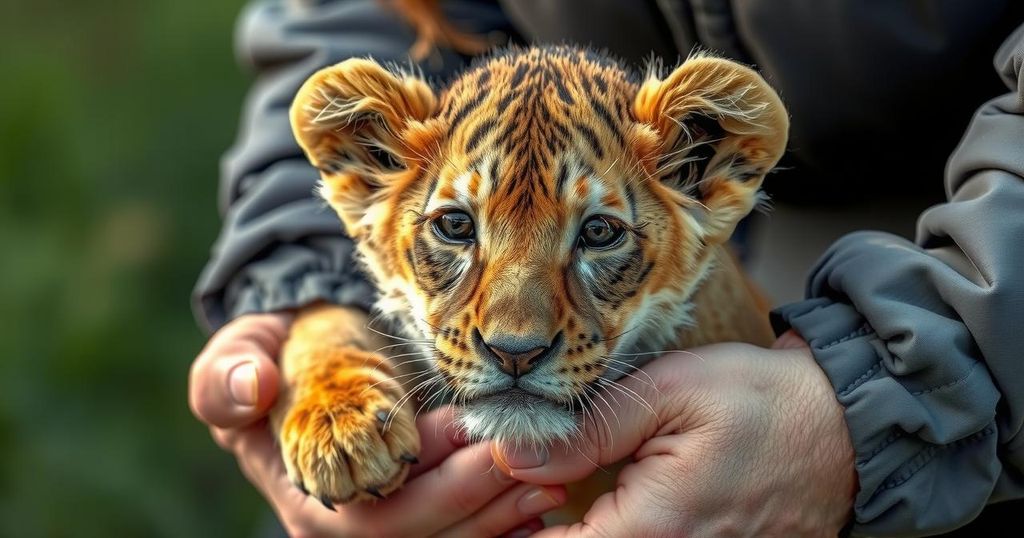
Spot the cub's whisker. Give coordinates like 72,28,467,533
598,361,656,389
600,356,657,386
367,352,433,376
364,323,425,343
598,379,657,419
583,385,617,452
563,418,607,474
418,384,448,414
374,341,432,353
611,349,707,363
384,376,440,432
573,393,600,448
389,357,440,372
362,369,434,393
432,385,458,438
419,318,442,332
383,350,434,361
594,325,641,346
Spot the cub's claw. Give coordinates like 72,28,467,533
276,366,421,505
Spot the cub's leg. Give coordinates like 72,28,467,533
270,304,420,506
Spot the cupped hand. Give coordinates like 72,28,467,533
493,334,857,537
189,313,566,537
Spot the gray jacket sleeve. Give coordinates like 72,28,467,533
191,0,512,332
772,24,1024,537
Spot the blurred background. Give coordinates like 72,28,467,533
0,1,926,536
0,0,988,536
0,1,266,536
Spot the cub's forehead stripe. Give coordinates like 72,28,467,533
625,182,638,222
424,169,633,220
487,159,500,193
465,118,498,154
424,166,494,214
555,161,569,199
423,175,439,212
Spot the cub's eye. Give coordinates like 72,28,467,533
579,215,626,250
433,211,476,243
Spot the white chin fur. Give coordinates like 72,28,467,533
457,393,577,447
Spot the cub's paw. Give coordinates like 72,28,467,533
278,368,420,507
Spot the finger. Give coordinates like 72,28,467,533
530,489,628,538
491,385,654,486
189,351,280,428
228,420,346,535
344,442,519,537
503,518,546,538
229,418,522,537
210,312,294,355
223,408,458,493
407,406,470,479
493,351,708,486
438,484,565,538
189,314,290,428
209,425,234,452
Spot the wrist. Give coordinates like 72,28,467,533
787,342,858,531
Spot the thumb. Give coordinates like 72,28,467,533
189,313,291,428
492,357,687,485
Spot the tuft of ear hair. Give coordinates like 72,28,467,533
289,58,440,235
632,54,789,242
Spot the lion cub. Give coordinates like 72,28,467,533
273,46,787,509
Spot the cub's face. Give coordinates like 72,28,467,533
291,47,788,444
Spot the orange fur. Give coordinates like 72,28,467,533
281,46,789,515
271,304,420,504
387,0,491,61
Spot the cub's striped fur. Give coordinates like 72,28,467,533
274,45,788,509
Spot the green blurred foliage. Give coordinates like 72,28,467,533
0,0,270,536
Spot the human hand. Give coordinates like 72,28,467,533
189,313,566,537
492,334,856,537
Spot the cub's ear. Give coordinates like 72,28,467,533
633,55,788,242
290,58,438,234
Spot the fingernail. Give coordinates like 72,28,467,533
517,487,561,515
228,361,258,407
502,445,548,469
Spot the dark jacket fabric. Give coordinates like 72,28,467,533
193,1,1024,535
192,0,513,329
773,25,1024,535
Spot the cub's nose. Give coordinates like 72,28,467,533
476,331,559,378
487,344,547,377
